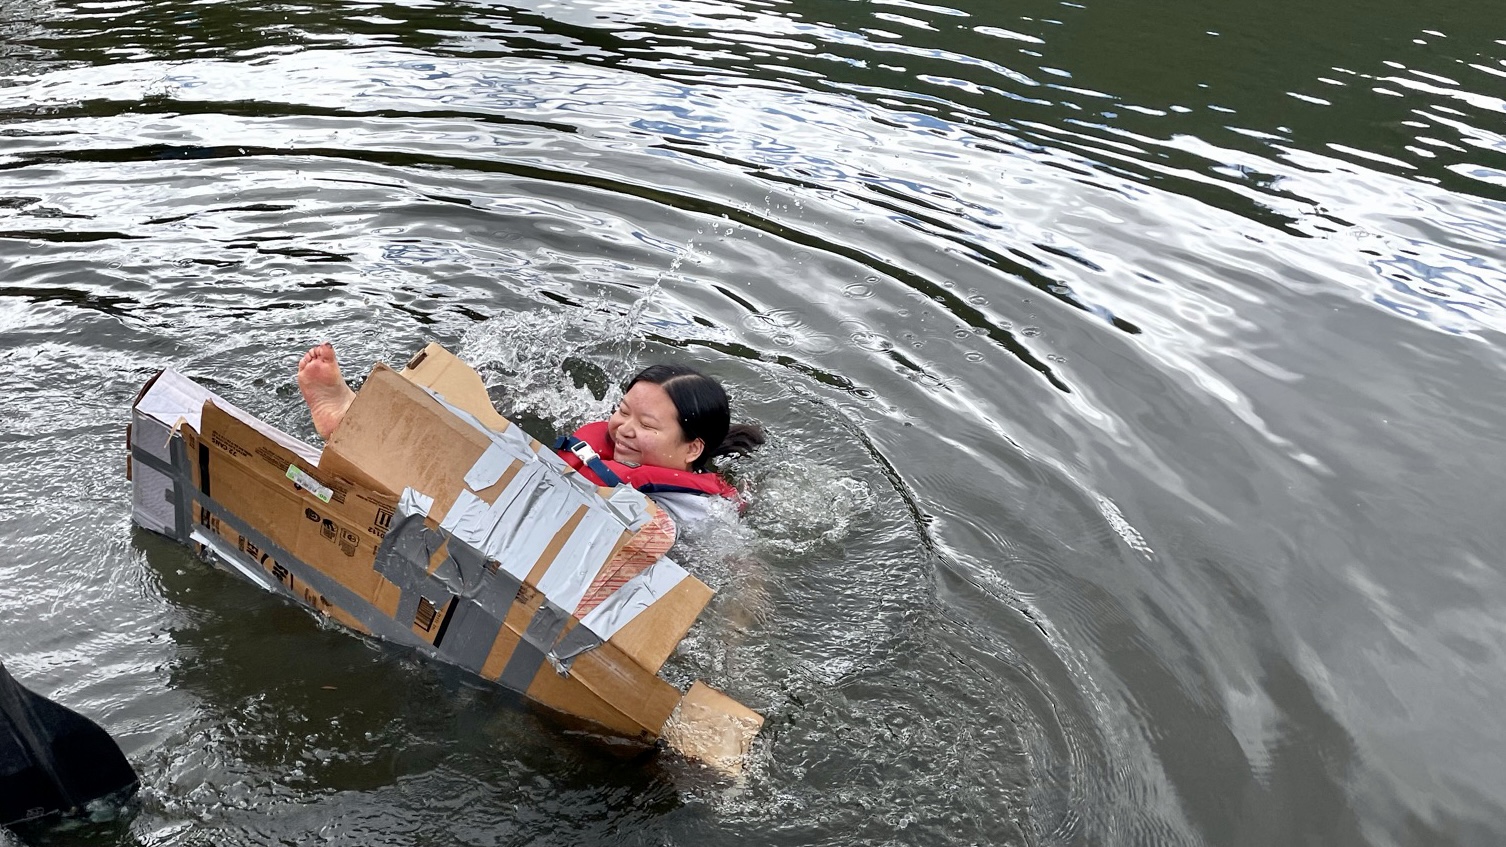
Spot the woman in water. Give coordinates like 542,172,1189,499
297,342,763,530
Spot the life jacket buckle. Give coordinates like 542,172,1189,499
569,439,599,464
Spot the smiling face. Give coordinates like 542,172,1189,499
607,381,705,471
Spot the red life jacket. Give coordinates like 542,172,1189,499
554,421,740,502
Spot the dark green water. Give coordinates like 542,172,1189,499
2,0,1504,844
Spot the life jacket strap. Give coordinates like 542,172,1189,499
553,435,625,487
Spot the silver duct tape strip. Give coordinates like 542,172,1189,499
535,508,623,614
372,514,454,639
463,442,515,491
441,471,584,582
498,601,571,692
577,556,691,642
398,488,435,519
436,600,506,672
438,536,522,620
433,381,652,534
425,531,519,673
131,440,189,543
603,486,653,532
374,515,522,674
546,624,603,675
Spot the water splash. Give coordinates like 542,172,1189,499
735,438,875,561
457,296,650,431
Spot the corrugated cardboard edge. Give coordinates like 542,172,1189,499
400,342,514,434
661,681,765,774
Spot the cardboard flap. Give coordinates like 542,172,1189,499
201,400,322,483
660,681,764,773
400,343,514,435
323,364,498,521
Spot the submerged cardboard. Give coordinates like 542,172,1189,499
127,346,762,761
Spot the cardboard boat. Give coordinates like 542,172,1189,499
126,343,762,768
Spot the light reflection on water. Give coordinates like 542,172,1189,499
2,0,1506,844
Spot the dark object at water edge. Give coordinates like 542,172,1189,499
0,660,138,828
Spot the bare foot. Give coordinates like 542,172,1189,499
297,342,356,439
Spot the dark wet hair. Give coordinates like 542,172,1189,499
627,364,765,472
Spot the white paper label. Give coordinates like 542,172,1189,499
285,464,333,503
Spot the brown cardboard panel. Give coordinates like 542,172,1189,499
200,444,389,601
605,576,715,674
661,681,765,772
370,578,402,621
478,622,524,681
520,656,658,740
399,342,515,436
199,401,400,601
323,365,496,524
201,402,397,541
562,643,683,736
473,600,658,738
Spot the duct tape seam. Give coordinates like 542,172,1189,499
426,383,658,531
372,516,526,674
534,508,623,614
604,485,652,532
398,488,435,519
577,555,691,641
133,442,190,543
546,624,603,675
436,534,522,620
497,601,571,692
440,472,583,582
371,514,459,642
463,442,515,491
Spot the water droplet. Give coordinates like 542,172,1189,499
1021,326,1042,337
109,262,121,269
965,351,985,362
952,328,971,339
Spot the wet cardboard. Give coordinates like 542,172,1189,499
127,347,762,763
